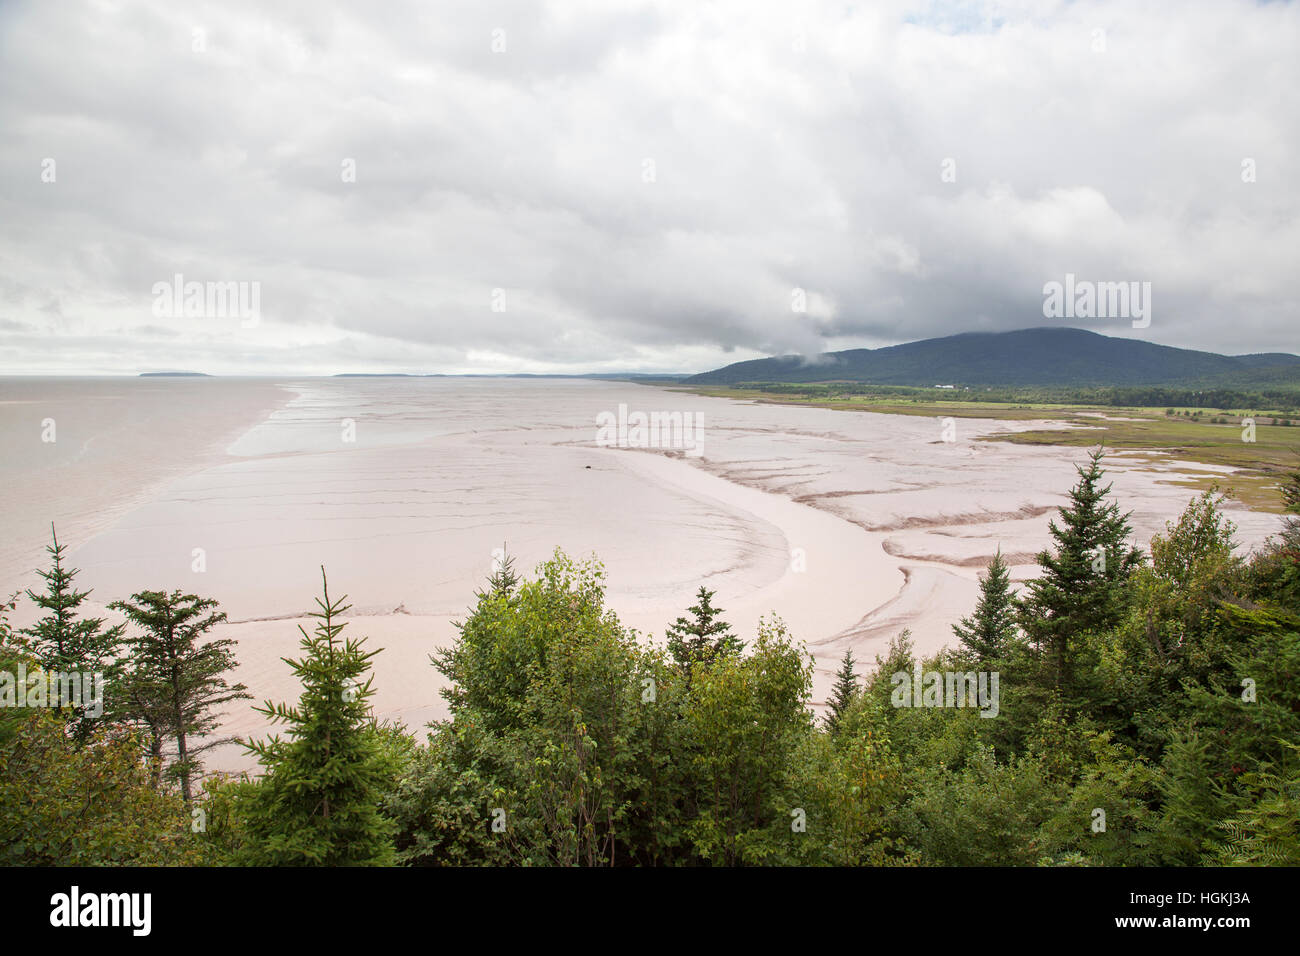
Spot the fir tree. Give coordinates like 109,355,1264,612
108,590,248,803
1019,448,1143,695
952,548,1019,664
666,586,743,676
239,568,397,865
19,525,124,741
825,648,859,734
478,544,520,598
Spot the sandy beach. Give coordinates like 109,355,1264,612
0,376,1285,774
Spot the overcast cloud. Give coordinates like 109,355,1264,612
1,0,1297,375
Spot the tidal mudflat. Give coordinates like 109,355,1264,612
0,376,1283,771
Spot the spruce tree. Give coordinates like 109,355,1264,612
825,648,860,734
1019,448,1143,695
478,544,520,598
108,590,248,803
19,525,124,741
666,586,743,676
952,548,1018,664
239,568,397,865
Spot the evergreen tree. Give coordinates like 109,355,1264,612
0,593,16,659
666,586,743,676
19,525,124,741
238,568,397,865
952,548,1018,664
478,544,520,598
1019,448,1143,696
1281,457,1300,517
825,648,860,734
1246,463,1300,612
108,590,248,803
1,592,29,749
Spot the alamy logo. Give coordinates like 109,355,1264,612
50,886,151,936
891,666,1000,718
595,403,704,457
1042,273,1151,329
152,273,260,327
0,665,104,718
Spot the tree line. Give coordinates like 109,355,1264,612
743,381,1300,413
2,448,1298,865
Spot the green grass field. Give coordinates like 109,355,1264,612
674,386,1300,512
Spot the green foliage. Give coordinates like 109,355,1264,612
825,648,859,735
1036,730,1161,866
1153,731,1232,864
952,548,1018,664
19,525,124,741
1143,596,1300,863
190,774,258,865
666,586,744,678
864,629,915,715
682,618,813,865
1093,489,1246,751
0,592,22,748
1211,744,1300,865
397,555,836,866
495,587,666,866
1247,463,1300,610
235,569,399,866
109,589,248,802
1019,448,1144,701
433,550,614,736
0,597,207,865
12,444,1300,867
1245,521,1300,613
1282,460,1300,516
408,552,680,865
387,720,517,867
479,544,520,598
0,710,202,865
1149,487,1243,590
798,694,914,865
897,744,1059,866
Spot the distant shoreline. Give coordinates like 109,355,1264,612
666,382,1297,514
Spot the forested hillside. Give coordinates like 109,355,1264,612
684,328,1300,389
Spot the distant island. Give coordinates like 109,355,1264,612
139,371,211,377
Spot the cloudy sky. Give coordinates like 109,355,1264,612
1,0,1296,375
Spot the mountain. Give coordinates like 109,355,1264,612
683,328,1300,388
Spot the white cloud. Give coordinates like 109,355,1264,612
0,0,1296,374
